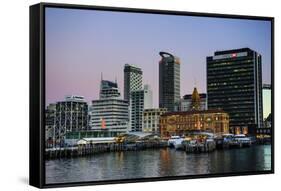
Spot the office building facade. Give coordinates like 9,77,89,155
143,108,167,133
55,95,88,145
159,52,180,112
207,48,263,133
124,64,143,101
100,80,121,99
90,80,129,136
130,84,153,131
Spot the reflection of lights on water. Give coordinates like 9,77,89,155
117,151,124,161
115,151,124,169
160,149,170,162
46,146,272,184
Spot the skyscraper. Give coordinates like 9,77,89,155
124,64,143,101
130,84,153,132
207,48,263,134
159,52,180,112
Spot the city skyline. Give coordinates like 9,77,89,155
46,7,271,107
43,7,272,185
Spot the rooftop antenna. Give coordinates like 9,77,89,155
115,76,117,84
101,72,103,81
193,76,197,88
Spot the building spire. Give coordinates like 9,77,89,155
189,87,201,111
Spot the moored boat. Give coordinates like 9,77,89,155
215,134,234,149
167,136,184,149
233,134,252,147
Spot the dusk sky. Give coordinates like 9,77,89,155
45,7,271,108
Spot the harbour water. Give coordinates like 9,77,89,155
46,145,271,184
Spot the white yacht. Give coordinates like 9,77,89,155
234,134,252,146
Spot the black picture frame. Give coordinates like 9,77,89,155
30,2,275,188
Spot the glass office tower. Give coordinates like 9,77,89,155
207,48,263,133
159,52,180,112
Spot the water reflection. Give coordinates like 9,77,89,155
46,145,271,184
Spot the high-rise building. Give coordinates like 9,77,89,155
130,84,153,132
55,95,88,145
262,84,271,119
100,80,120,99
176,88,207,111
207,48,263,134
124,64,143,101
90,80,129,136
159,52,180,112
143,108,167,133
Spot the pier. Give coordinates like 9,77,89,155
45,132,268,159
183,140,216,153
45,141,168,160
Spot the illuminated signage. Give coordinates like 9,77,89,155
213,52,248,60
